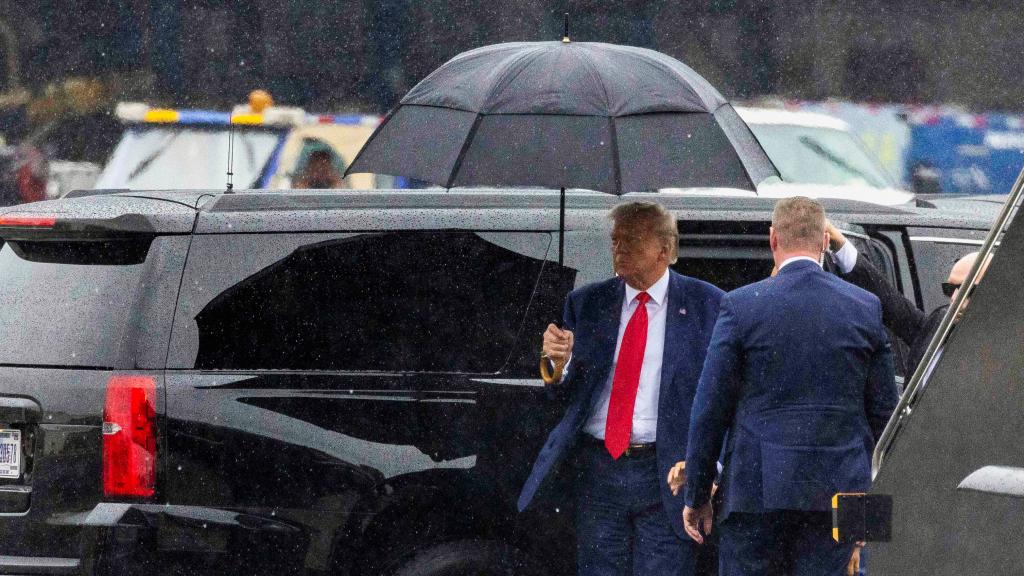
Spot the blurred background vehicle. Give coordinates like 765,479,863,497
661,106,914,207
736,106,914,206
758,100,1024,197
95,91,389,191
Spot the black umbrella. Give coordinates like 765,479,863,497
347,39,777,263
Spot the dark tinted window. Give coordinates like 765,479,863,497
170,231,556,372
0,237,169,367
910,238,980,313
675,257,773,292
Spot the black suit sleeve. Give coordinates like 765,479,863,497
842,254,928,347
906,305,947,373
865,301,899,443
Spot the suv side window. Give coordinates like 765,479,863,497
169,231,564,373
908,229,986,313
0,235,187,368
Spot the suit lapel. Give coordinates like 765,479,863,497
583,279,624,404
659,272,687,399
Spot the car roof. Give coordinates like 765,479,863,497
0,188,992,235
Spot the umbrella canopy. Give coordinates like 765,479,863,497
346,41,778,193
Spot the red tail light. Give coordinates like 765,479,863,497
103,375,157,498
0,215,56,227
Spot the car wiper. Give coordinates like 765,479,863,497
127,131,182,182
798,136,875,184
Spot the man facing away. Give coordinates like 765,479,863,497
683,197,899,576
826,221,990,376
518,201,724,576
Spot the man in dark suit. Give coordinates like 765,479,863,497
826,222,988,374
682,197,899,576
518,201,724,576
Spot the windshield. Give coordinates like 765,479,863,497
748,123,897,189
96,125,285,189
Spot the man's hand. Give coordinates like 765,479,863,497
846,542,865,576
542,323,574,379
666,461,686,495
683,503,713,544
826,220,848,251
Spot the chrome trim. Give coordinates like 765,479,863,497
838,228,869,241
958,466,1024,498
873,167,1024,478
471,378,546,387
909,236,987,246
0,556,80,575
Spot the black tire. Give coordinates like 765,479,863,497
391,540,541,576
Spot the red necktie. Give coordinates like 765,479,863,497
605,291,650,459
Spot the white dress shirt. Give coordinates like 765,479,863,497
833,241,859,274
583,268,670,443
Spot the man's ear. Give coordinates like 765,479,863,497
769,227,778,252
822,231,830,253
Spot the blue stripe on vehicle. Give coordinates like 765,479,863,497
258,134,288,188
177,110,233,125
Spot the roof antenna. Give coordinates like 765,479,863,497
225,110,235,194
562,13,570,43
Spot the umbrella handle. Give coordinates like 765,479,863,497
539,354,564,385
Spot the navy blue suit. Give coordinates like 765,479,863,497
684,259,898,576
519,270,723,575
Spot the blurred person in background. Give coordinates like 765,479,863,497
294,150,345,189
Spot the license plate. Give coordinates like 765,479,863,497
0,429,20,479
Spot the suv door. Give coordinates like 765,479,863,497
162,229,576,574
906,227,988,312
841,226,914,382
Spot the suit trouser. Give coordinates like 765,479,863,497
718,510,854,576
574,441,695,576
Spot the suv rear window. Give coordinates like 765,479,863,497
0,236,176,368
169,231,557,373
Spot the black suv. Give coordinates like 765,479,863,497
0,189,991,576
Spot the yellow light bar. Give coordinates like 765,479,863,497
144,109,181,123
231,114,264,125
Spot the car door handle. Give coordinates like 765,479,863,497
957,466,1024,498
0,397,41,424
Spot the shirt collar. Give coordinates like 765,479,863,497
779,255,821,272
625,268,670,307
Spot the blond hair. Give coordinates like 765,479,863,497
608,201,679,263
771,196,826,253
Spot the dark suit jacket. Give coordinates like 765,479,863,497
518,270,723,538
684,260,899,519
842,254,946,371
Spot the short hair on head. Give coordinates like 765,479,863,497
771,196,826,252
608,201,679,264
308,150,333,163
